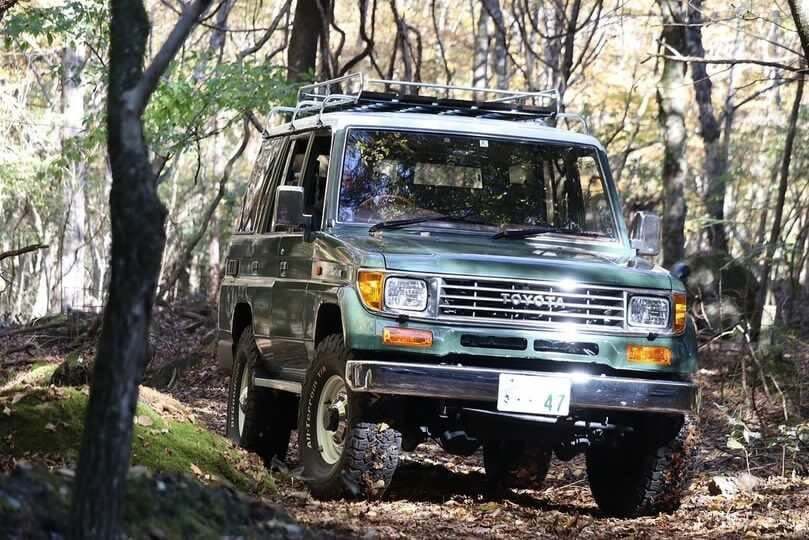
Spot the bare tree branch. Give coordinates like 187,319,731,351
0,244,48,263
237,0,292,60
653,54,806,73
159,117,250,299
128,0,214,114
339,0,379,76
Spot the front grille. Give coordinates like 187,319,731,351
438,277,626,330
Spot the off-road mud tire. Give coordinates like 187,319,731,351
226,326,296,465
298,334,402,500
483,441,552,494
586,415,700,517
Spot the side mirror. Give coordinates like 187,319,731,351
272,185,312,239
629,211,661,257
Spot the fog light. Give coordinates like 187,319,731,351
383,327,433,348
627,345,672,366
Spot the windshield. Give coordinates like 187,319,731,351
338,129,617,238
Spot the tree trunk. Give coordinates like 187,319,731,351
70,0,211,536
287,0,326,81
472,1,490,87
482,0,507,89
788,0,809,59
656,0,689,268
61,42,87,311
685,0,728,253
558,0,582,106
750,70,805,339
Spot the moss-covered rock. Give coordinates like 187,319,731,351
49,351,92,387
0,465,330,539
0,368,272,495
1,363,58,391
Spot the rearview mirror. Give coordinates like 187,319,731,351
272,186,311,238
629,211,661,257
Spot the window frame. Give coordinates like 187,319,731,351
235,134,287,235
333,126,625,244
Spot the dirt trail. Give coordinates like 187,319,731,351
167,362,809,539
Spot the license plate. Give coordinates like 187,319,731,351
497,374,571,416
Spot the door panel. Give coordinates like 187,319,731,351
270,130,332,373
234,135,287,372
274,234,313,372
267,134,312,374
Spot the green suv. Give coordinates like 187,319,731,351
217,75,699,516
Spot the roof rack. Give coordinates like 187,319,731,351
268,73,589,134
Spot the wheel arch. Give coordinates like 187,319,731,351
314,302,344,347
231,302,253,356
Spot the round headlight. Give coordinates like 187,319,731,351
628,296,670,329
384,277,428,311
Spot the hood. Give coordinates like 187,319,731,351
332,226,672,291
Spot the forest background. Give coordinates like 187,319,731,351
2,0,809,534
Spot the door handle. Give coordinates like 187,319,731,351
250,261,259,273
279,261,288,277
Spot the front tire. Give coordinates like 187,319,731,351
586,415,699,517
298,334,401,499
226,326,295,465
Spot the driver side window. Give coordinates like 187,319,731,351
301,133,331,231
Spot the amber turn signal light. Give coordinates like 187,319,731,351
383,327,433,348
673,292,687,334
627,345,672,366
358,270,384,310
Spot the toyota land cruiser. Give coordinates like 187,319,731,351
217,74,699,517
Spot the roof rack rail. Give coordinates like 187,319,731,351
269,73,590,133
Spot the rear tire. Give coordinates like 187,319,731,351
226,326,295,465
298,334,402,499
586,415,699,517
483,441,552,494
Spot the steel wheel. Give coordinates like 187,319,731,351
238,364,250,436
316,374,349,465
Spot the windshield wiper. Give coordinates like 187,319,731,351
368,213,491,234
492,225,604,240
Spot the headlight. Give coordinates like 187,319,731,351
628,296,670,329
384,277,428,311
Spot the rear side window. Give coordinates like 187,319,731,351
238,136,284,232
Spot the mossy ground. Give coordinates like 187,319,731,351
0,365,272,495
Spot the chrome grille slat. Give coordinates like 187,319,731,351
438,304,625,320
438,277,626,329
440,295,620,311
441,284,621,302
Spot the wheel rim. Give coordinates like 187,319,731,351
238,364,250,436
316,375,349,465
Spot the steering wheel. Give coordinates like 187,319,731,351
357,194,415,210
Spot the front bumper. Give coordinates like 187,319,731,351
345,360,697,414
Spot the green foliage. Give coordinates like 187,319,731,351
1,0,107,48
145,61,296,152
